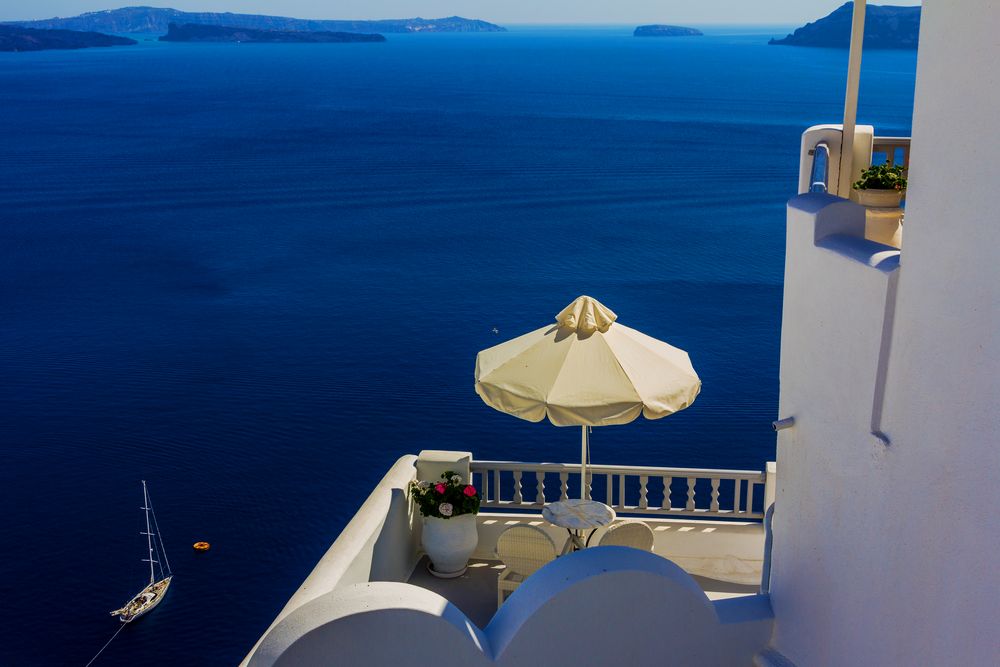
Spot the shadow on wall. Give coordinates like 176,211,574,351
369,486,421,582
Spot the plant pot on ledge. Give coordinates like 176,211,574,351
853,163,907,208
856,188,905,208
410,471,481,578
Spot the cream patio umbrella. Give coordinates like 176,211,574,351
474,296,701,499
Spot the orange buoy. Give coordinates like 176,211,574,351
193,541,211,551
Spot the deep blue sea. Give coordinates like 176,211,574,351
0,26,915,665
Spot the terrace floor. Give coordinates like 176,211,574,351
407,555,759,630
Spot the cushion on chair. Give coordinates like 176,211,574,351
597,520,655,552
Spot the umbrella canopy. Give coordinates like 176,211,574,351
475,296,701,427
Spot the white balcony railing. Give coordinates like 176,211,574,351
471,460,770,520
872,136,911,175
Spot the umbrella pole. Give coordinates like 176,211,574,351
580,425,589,500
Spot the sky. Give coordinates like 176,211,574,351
0,1,921,25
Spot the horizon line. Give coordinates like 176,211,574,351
2,16,801,28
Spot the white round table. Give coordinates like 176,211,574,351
542,499,616,554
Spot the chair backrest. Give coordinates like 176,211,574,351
496,525,557,577
598,521,655,552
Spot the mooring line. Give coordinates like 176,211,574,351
84,621,128,667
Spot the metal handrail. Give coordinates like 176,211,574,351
808,141,831,193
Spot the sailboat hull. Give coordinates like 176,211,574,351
111,576,172,623
111,482,173,623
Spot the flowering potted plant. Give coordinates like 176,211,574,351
409,471,480,578
853,163,907,207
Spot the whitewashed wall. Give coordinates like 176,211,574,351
241,455,421,666
247,547,773,667
243,451,772,664
769,2,1000,665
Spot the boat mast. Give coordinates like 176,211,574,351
141,480,155,584
148,486,172,578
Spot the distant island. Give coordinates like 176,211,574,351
0,24,136,51
769,2,919,49
6,6,506,34
160,23,385,43
634,25,703,38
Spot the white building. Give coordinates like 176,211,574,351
243,2,999,664
769,2,999,665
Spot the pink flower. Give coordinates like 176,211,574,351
439,503,454,517
463,485,477,497
434,483,446,494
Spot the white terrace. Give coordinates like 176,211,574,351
241,451,777,665
242,4,999,665
238,121,916,667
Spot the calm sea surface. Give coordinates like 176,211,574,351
0,26,915,665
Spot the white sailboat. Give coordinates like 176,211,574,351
110,481,173,623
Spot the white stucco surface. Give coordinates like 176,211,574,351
241,455,421,666
769,3,1000,665
475,512,765,585
249,547,773,667
243,451,772,664
797,124,874,197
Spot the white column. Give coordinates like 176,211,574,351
764,461,777,510
838,0,867,196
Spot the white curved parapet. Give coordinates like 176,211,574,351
249,547,773,666
798,124,874,197
241,455,421,666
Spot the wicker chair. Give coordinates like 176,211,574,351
596,520,655,552
495,525,558,608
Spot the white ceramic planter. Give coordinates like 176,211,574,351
856,188,905,208
422,513,478,578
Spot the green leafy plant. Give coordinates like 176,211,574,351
853,163,907,191
409,470,481,519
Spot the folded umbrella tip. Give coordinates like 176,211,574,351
556,295,618,334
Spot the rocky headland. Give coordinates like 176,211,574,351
8,7,506,34
769,3,919,49
159,23,385,43
0,24,136,51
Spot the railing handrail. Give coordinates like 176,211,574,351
808,140,830,193
872,136,911,174
471,459,765,481
470,459,772,520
